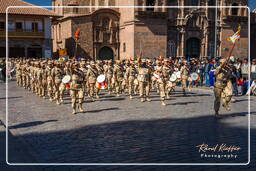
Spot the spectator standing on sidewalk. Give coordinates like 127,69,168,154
237,78,244,95
204,60,212,87
241,58,249,79
251,59,256,80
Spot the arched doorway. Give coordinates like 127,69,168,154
98,46,114,60
186,38,201,58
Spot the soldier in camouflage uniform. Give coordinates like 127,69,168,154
137,59,151,102
52,62,64,105
113,60,124,97
126,61,137,99
104,60,114,94
180,60,189,96
214,58,234,117
46,61,55,101
95,60,104,98
70,62,85,114
86,61,98,101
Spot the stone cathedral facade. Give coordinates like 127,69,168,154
52,0,249,60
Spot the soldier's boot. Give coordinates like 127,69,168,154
140,97,145,102
96,95,100,99
60,98,64,103
129,95,133,99
231,98,236,103
56,99,60,105
49,97,53,102
116,93,120,97
78,104,85,113
161,100,166,106
72,102,76,114
222,103,231,111
166,95,170,99
146,98,151,102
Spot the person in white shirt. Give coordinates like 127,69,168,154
241,59,249,79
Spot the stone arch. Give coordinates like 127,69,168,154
98,46,114,60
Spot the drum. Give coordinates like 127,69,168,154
153,73,160,80
96,74,107,89
175,71,181,79
62,75,71,88
191,72,199,81
169,74,177,82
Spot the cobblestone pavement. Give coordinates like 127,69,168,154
0,81,255,170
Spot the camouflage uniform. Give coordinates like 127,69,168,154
180,61,189,96
113,60,124,96
70,63,85,114
52,63,64,105
126,61,137,99
104,60,114,94
137,60,151,102
214,59,233,116
86,61,98,101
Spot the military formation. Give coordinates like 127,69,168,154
9,56,234,117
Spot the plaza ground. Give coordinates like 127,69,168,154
0,81,255,170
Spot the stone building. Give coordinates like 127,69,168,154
0,0,58,58
52,0,249,60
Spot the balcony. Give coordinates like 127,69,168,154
0,29,45,39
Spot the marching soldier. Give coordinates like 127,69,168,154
104,60,114,94
52,62,64,105
46,61,55,101
162,59,172,99
70,62,85,114
95,60,104,99
126,61,137,99
86,61,98,101
137,59,151,102
113,60,124,97
180,60,189,96
214,58,234,117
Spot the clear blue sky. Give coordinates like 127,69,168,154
24,0,256,10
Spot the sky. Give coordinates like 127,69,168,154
24,0,256,10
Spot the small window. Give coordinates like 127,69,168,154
123,43,126,52
16,22,22,31
73,7,78,13
232,3,239,16
146,0,155,12
32,22,39,32
0,22,4,30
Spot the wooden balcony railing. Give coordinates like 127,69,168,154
0,29,45,39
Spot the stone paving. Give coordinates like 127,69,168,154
0,81,255,170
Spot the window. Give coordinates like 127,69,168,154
232,3,239,15
191,0,199,6
168,40,176,57
32,22,38,32
0,22,4,30
123,43,126,52
209,42,215,57
73,7,78,13
16,22,23,31
146,0,155,12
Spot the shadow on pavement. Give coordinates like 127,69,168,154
9,120,58,129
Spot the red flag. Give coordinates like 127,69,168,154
75,29,80,40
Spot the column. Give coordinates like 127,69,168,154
181,28,185,57
181,0,184,18
205,31,209,57
142,0,146,11
162,0,167,12
155,0,159,12
177,32,180,57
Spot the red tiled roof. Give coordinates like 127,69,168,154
0,0,59,16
